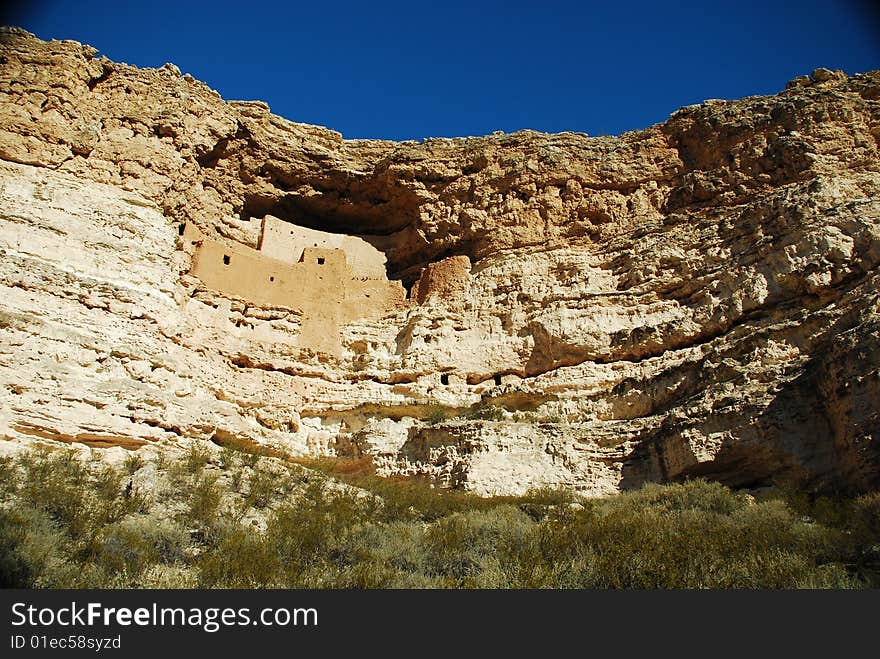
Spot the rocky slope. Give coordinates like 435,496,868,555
1,26,878,496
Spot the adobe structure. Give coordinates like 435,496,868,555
181,215,407,355
410,255,471,305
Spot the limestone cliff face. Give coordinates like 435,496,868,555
1,27,878,496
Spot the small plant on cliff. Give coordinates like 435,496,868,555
244,468,281,510
181,473,223,539
0,456,16,498
123,453,145,476
465,402,506,421
425,405,451,425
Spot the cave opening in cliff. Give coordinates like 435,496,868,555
239,190,416,282
237,179,481,289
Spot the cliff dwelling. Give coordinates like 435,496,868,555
181,215,407,355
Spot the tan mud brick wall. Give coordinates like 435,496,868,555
183,222,406,356
259,215,388,279
411,255,472,305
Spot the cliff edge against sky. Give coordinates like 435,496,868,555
1,27,878,496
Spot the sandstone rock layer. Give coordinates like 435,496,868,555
1,28,878,495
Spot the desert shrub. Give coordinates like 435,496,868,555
517,486,578,507
513,483,864,589
850,492,880,537
16,448,90,536
495,506,600,588
788,491,880,585
123,452,145,476
329,521,428,586
0,504,78,588
794,563,861,588
180,473,223,535
324,560,408,588
421,506,535,586
0,455,17,498
261,481,373,585
606,479,750,516
425,406,451,425
220,450,247,493
848,493,880,583
197,524,279,588
244,467,289,510
218,447,237,471
88,464,148,529
168,444,212,485
240,452,260,469
165,444,217,509
515,486,581,520
138,563,199,588
466,404,506,421
0,507,33,587
1,443,876,589
96,515,189,579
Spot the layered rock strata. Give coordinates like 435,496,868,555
1,27,878,495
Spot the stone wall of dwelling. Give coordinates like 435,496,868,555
411,254,471,305
342,277,407,319
188,230,345,310
181,221,406,355
259,214,388,279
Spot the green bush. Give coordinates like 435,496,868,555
0,504,78,588
329,522,429,587
197,524,280,588
167,444,212,487
421,506,535,587
96,515,189,579
245,468,282,510
0,507,33,587
264,481,370,583
0,455,17,498
425,406,451,425
123,453,145,476
0,446,877,589
181,473,223,534
502,482,865,589
465,402,506,421
16,448,90,536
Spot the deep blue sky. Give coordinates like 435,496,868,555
4,1,879,140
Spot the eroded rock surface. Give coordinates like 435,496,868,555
1,27,878,495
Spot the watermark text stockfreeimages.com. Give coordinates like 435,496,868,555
11,601,317,633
